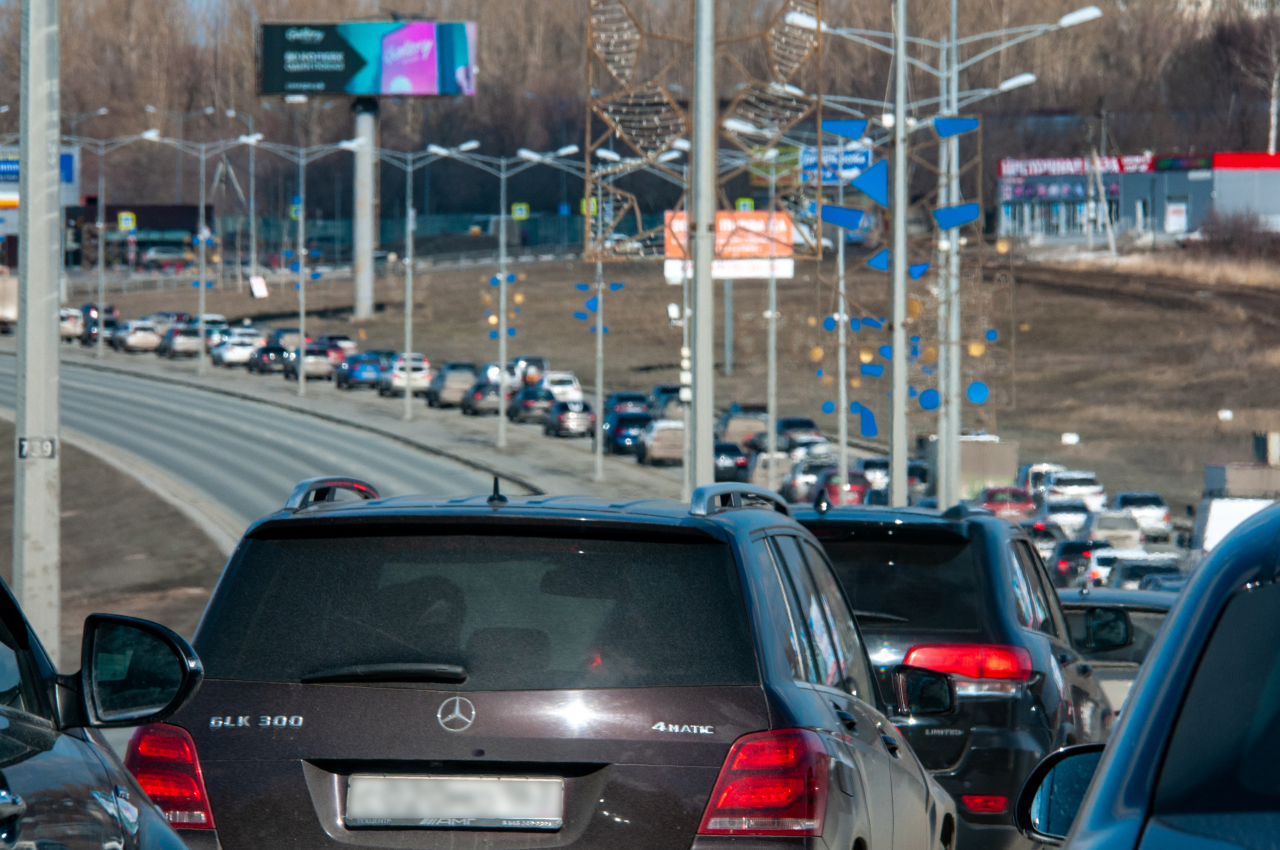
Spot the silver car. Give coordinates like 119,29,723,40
1080,510,1144,549
283,346,334,381
1112,491,1173,542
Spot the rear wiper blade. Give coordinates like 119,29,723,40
853,610,910,623
301,663,467,684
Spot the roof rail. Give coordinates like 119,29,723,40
690,483,791,518
285,477,380,511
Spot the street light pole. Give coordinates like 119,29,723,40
690,0,716,489
226,111,257,275
836,176,849,504
766,169,779,492
96,152,104,359
15,0,62,665
296,154,307,398
403,158,414,422
498,156,509,449
889,0,909,507
197,144,208,376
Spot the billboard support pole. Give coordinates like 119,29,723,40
497,156,508,450
889,0,910,507
352,99,377,322
15,0,62,665
197,144,208,377
723,279,733,377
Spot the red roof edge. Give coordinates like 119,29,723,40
1213,152,1280,170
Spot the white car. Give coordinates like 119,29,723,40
542,371,583,403
59,308,84,342
111,320,161,352
211,337,259,367
1039,498,1091,538
228,326,268,348
1112,491,1173,542
1045,469,1106,512
1078,548,1161,588
379,354,431,397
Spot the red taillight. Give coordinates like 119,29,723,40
1057,559,1071,574
124,724,215,829
736,456,748,467
1033,522,1047,530
523,400,535,407
474,392,482,400
961,795,1008,814
903,644,1032,681
697,729,829,836
558,413,567,422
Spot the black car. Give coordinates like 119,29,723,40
0,577,204,848
601,409,652,454
648,382,682,417
714,440,749,482
1015,503,1280,848
603,391,649,415
143,478,959,850
1047,539,1112,588
247,344,288,374
797,504,1116,850
506,386,556,423
80,317,118,346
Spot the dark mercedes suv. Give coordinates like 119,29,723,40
130,478,958,850
797,505,1121,850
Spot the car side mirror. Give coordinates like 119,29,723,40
73,614,203,728
1014,743,1105,845
892,665,957,716
1083,607,1131,651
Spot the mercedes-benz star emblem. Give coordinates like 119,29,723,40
437,696,476,732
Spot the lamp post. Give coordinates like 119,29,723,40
789,5,1100,507
144,104,215,203
68,133,146,360
377,146,440,422
427,141,581,449
248,136,366,397
142,131,249,375
64,106,107,137
225,109,257,275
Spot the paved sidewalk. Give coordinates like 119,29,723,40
40,342,683,501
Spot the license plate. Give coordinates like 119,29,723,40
345,775,564,830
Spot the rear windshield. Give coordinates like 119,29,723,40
861,459,890,471
1054,475,1099,487
615,415,650,428
1115,561,1180,581
1056,541,1098,557
1048,502,1089,513
780,417,817,430
818,530,983,632
1095,515,1139,530
196,534,758,690
985,490,1029,503
1117,494,1165,508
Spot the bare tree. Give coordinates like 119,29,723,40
1229,7,1280,153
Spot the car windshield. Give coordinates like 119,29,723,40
195,534,758,691
819,528,984,632
1096,515,1139,530
1118,494,1165,508
986,490,1028,503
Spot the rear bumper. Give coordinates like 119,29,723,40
929,727,1046,845
954,819,1033,850
176,829,221,850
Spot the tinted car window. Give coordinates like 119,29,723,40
801,540,875,702
773,536,842,688
196,534,758,691
1109,560,1181,588
1095,515,1139,530
1009,544,1050,633
819,529,984,632
755,540,813,682
1116,494,1164,508
615,415,650,428
1155,581,1280,816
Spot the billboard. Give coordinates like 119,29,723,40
0,146,80,235
663,210,794,281
261,22,477,96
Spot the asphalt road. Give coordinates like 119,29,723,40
0,356,493,530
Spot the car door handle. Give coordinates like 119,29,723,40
1077,663,1093,676
880,734,901,757
1057,653,1074,665
0,789,25,824
834,708,858,732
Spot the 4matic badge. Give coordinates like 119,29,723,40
651,721,714,735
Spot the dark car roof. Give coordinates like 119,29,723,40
1056,587,1178,610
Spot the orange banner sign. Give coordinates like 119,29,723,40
664,210,794,260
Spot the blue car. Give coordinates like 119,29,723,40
602,410,652,454
335,353,383,389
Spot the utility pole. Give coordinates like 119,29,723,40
766,169,779,491
352,99,377,321
890,0,910,507
593,255,605,482
197,146,209,376
943,0,962,510
296,154,307,397
15,0,62,665
95,149,105,360
723,279,733,376
403,161,415,422
690,0,716,488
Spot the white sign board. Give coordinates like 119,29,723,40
1164,201,1188,234
249,275,269,299
664,258,794,283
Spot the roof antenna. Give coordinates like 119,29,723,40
487,475,508,506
